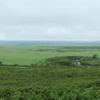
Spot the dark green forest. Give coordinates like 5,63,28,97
44,55,99,66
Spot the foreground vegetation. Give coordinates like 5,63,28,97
0,66,99,99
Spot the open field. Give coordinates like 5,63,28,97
0,42,100,65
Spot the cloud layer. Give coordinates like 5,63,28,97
0,0,100,41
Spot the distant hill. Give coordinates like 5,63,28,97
0,40,100,45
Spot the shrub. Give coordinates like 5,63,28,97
0,61,2,66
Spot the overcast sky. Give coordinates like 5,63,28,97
0,0,100,41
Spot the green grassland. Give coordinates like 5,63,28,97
0,44,100,65
0,43,100,99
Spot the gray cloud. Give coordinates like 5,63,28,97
0,0,100,41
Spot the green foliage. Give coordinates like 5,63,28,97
0,66,99,99
44,55,100,67
92,54,98,59
0,61,2,66
0,86,99,100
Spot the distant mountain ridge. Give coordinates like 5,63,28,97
0,40,100,45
